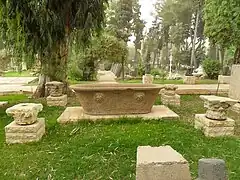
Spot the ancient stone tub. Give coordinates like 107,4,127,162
70,84,162,115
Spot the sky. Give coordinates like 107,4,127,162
139,0,157,29
129,0,157,44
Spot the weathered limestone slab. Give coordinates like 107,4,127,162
46,81,64,97
200,95,237,120
6,103,43,125
218,75,231,84
0,101,8,107
136,146,191,180
195,114,235,137
198,159,228,180
229,64,240,100
47,95,67,107
142,74,154,84
57,105,179,124
183,76,196,84
5,118,45,144
232,103,240,113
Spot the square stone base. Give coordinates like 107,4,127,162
57,105,179,124
195,114,235,137
161,94,180,106
183,76,196,84
5,118,45,144
47,95,67,107
136,146,191,180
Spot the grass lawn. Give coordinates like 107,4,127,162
120,79,218,84
0,95,240,179
3,71,34,77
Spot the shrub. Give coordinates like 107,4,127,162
202,59,221,79
151,69,161,77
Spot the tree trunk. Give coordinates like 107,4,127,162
134,47,138,76
218,46,225,74
121,57,125,81
191,9,200,69
234,46,240,64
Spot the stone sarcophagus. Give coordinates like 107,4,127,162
70,84,163,115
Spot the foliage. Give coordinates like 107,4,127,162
202,59,221,79
69,33,127,81
204,0,240,63
0,0,108,82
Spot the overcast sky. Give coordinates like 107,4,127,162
139,0,157,29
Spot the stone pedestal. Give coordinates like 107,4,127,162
142,74,154,84
195,96,237,137
5,103,45,144
136,146,191,180
161,85,180,106
97,70,117,83
229,65,240,100
195,114,235,137
183,76,196,84
47,95,67,107
46,81,67,107
5,118,45,144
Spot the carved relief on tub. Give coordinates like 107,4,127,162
134,92,145,102
94,93,105,103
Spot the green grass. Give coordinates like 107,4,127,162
120,79,218,84
3,71,34,77
0,94,239,179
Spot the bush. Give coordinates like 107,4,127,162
202,59,221,79
151,69,161,77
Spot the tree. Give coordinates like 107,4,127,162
132,0,145,75
0,0,108,97
106,0,133,80
204,0,240,64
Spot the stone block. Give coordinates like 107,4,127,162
195,114,235,137
6,103,43,125
161,94,180,106
183,76,196,84
198,159,228,180
229,65,240,100
47,95,67,107
136,146,191,180
5,118,45,144
142,74,154,84
218,75,231,84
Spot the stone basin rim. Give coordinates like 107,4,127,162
70,84,163,91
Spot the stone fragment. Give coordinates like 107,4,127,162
96,70,117,83
0,101,8,107
218,75,231,84
198,159,227,180
5,118,45,144
183,76,196,84
47,95,67,107
200,95,237,120
161,85,180,106
142,74,154,84
136,146,191,180
195,114,235,137
6,103,43,125
232,103,240,114
46,81,64,97
229,64,240,100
